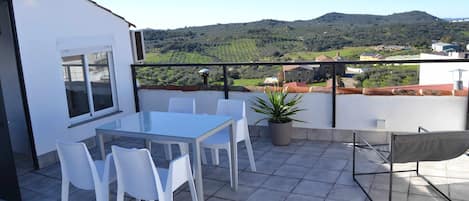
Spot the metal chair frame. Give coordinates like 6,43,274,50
352,127,451,201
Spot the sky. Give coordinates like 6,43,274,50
94,0,469,30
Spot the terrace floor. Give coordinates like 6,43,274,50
14,137,469,201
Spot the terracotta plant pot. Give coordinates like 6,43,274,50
269,121,293,146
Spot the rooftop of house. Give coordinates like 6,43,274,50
283,64,319,72
433,42,457,46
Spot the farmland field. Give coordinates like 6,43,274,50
232,78,264,86
283,47,371,60
205,39,260,62
145,52,213,64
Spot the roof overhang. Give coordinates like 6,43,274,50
87,0,136,28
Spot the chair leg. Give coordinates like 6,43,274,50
226,145,233,188
187,174,198,201
244,139,257,171
96,184,109,201
179,143,189,156
164,144,173,160
61,178,70,201
145,140,152,152
211,148,219,166
116,187,125,201
201,147,208,165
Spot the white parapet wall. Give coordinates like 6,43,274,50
139,89,467,133
419,53,469,87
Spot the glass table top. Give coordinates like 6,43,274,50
96,111,233,139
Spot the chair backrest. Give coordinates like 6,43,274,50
391,131,469,163
168,97,196,114
216,99,246,120
166,155,193,193
216,99,248,142
112,146,165,201
56,141,99,190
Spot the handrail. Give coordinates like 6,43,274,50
131,58,469,67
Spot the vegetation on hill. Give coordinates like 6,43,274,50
353,65,420,88
137,11,468,88
143,11,469,63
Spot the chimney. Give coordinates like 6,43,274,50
450,68,467,90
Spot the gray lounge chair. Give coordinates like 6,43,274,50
353,127,469,201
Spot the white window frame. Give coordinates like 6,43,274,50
61,47,119,125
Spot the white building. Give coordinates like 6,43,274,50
419,52,469,87
431,42,460,52
1,0,139,169
263,77,279,84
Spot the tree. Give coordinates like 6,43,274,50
440,35,454,43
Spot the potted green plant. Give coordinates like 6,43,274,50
251,88,305,146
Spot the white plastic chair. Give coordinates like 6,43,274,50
56,141,116,201
201,99,257,177
152,97,193,160
112,146,198,201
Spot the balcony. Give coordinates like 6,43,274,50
133,59,469,133
15,136,469,201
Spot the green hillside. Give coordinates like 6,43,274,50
143,11,469,64
136,11,466,88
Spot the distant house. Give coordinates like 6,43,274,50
282,65,319,83
360,53,384,61
431,42,460,52
346,67,364,74
263,77,279,85
282,54,346,83
315,54,346,79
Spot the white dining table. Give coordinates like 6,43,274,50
95,111,238,201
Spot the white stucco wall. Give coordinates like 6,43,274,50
0,2,30,154
419,53,469,87
140,90,467,132
13,0,135,155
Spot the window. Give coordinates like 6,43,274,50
62,50,117,123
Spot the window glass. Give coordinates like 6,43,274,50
87,52,114,112
62,55,90,117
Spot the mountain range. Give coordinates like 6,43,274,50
142,11,469,63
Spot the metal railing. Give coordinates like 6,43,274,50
130,59,469,128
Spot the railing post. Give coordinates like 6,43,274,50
466,79,469,130
222,65,229,99
131,65,140,112
332,64,336,128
